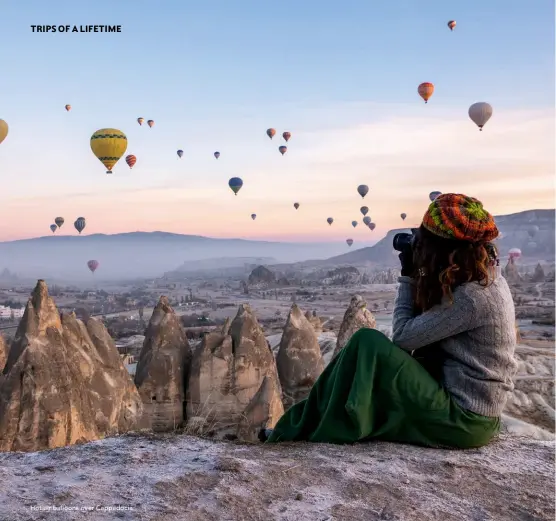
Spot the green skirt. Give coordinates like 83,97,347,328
267,328,500,449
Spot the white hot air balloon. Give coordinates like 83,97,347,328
468,102,493,131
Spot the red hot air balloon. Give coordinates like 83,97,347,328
87,260,99,273
266,128,276,139
282,131,291,142
125,155,136,169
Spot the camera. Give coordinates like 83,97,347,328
393,229,417,252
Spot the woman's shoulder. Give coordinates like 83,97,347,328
456,269,512,301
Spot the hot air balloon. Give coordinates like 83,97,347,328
266,128,276,139
363,216,371,226
74,217,86,234
278,145,287,155
177,150,183,158
294,202,300,210
137,117,144,126
351,221,358,228
468,102,493,131
90,128,127,174
87,260,99,273
360,206,369,216
282,131,291,142
369,223,376,231
357,185,369,198
147,120,154,128
50,224,57,233
251,214,257,220
0,119,8,145
65,104,71,112
346,239,354,247
528,225,539,238
401,213,407,220
508,247,522,261
214,151,220,159
55,217,64,228
429,191,442,202
327,217,334,225
447,20,456,31
125,154,136,169
418,82,435,103
229,177,243,195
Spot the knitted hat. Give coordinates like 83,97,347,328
422,193,499,242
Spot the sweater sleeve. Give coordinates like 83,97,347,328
392,276,476,351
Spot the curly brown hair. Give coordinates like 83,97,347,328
411,225,498,312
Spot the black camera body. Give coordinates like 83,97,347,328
393,229,417,252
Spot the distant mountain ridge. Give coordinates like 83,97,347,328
322,209,555,267
0,232,351,281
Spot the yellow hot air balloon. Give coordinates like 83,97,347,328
0,119,8,145
90,128,127,174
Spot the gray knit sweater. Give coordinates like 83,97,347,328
392,267,518,417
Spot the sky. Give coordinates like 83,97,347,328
0,0,554,244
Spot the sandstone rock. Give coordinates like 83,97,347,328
504,259,522,283
186,324,236,434
187,304,281,438
504,346,555,432
277,304,324,408
0,334,8,373
0,433,552,520
228,304,282,406
236,376,284,441
334,295,377,356
135,296,192,432
0,280,141,452
305,310,322,332
248,265,275,285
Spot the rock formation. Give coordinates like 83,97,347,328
187,305,282,440
0,334,7,372
0,433,552,520
277,304,324,408
236,376,284,441
334,294,377,356
134,296,192,432
504,258,522,283
305,309,322,332
0,280,141,452
531,263,546,282
248,265,275,285
504,345,555,433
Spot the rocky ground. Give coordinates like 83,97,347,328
0,433,553,521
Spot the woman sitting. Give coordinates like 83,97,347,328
262,193,518,449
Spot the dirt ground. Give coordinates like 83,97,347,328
0,432,553,521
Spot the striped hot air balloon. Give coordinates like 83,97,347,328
125,154,136,169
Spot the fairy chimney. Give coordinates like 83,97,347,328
0,280,141,452
334,295,376,356
277,304,324,408
135,296,192,432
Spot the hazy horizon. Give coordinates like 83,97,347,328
0,1,554,243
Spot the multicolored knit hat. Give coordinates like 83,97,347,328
422,193,499,242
